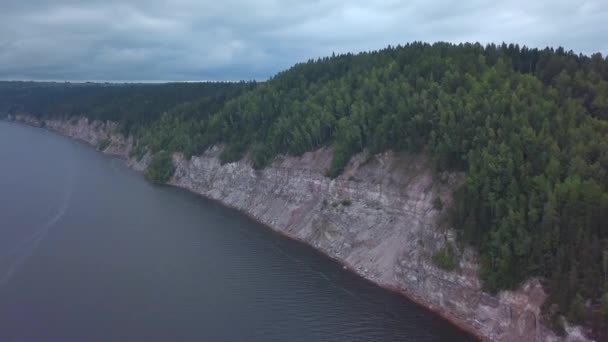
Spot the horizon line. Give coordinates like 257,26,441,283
0,79,264,84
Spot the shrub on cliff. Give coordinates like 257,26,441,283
432,243,458,271
432,196,443,211
130,142,147,161
144,151,175,184
97,138,110,151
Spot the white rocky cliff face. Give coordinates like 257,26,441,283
8,115,592,342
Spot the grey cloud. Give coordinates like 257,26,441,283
0,0,606,81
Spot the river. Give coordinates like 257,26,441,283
0,121,472,341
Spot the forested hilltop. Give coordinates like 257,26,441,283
2,42,607,337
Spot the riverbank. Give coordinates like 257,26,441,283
8,115,591,342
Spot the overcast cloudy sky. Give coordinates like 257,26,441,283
0,0,606,81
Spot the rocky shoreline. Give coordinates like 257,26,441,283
8,115,592,342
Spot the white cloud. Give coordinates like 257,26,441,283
0,0,606,80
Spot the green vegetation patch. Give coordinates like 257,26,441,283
432,196,443,210
97,137,111,151
432,243,458,271
144,151,175,184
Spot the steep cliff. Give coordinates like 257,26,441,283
9,115,592,342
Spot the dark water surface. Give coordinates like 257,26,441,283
0,121,472,342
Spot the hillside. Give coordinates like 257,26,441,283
2,42,608,337
0,81,253,135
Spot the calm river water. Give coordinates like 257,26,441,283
0,121,472,341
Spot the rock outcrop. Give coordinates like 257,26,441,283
8,115,593,342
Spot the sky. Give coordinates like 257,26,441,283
0,0,606,81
